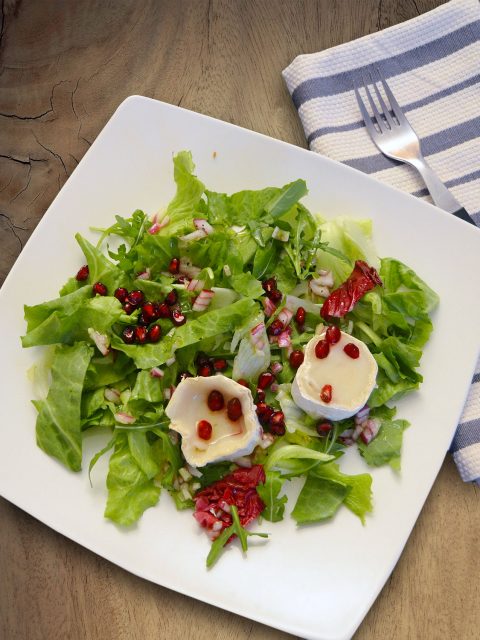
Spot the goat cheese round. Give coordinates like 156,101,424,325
291,331,377,421
165,375,262,467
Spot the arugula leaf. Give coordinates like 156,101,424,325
257,471,288,522
35,342,93,471
264,179,308,219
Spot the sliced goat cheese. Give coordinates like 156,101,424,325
165,375,262,467
291,331,377,421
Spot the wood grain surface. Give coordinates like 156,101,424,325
1,1,479,639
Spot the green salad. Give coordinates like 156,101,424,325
22,151,438,567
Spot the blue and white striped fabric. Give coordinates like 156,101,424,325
282,0,480,484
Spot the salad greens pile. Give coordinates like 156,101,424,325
22,151,438,565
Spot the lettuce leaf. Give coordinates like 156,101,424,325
257,470,288,522
311,462,372,523
357,418,409,471
34,342,93,471
291,475,349,524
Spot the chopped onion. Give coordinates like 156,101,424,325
316,270,334,287
104,388,121,403
150,367,164,378
186,464,203,478
194,218,214,235
310,280,330,297
259,432,275,449
181,485,193,501
115,412,135,425
250,323,266,351
179,229,207,242
136,268,151,280
270,382,279,393
165,356,176,366
192,289,215,312
262,297,276,317
179,467,192,482
234,456,253,468
186,278,205,292
278,307,293,327
272,226,290,242
179,257,201,278
223,264,232,277
355,405,370,423
87,328,110,356
277,330,292,349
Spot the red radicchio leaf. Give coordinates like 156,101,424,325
320,260,382,319
193,465,266,539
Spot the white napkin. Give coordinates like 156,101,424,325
282,0,480,484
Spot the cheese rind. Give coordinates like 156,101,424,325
165,375,262,467
291,331,377,421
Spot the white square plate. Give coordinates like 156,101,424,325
1,96,479,640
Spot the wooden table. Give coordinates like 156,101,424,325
1,1,478,638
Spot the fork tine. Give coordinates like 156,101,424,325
369,71,395,129
354,82,377,136
361,73,387,133
375,67,407,125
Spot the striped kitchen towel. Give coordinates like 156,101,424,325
282,0,480,484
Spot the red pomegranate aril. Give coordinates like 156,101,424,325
295,306,306,326
157,302,170,318
258,371,275,390
137,312,150,326
127,290,144,307
344,343,360,359
165,289,178,306
114,287,128,303
168,257,180,275
213,358,228,372
262,278,277,294
317,422,333,435
76,265,89,281
227,397,243,421
268,289,283,303
315,339,330,359
320,384,333,403
197,420,213,441
171,309,186,326
256,402,274,425
92,282,107,296
147,324,161,343
289,349,304,369
256,389,266,402
134,325,148,344
122,326,135,344
123,302,136,315
269,411,286,436
326,325,341,345
142,302,156,320
208,390,225,411
267,319,284,337
198,363,213,377
237,379,249,388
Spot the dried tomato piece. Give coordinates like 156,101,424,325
193,465,266,539
320,260,382,319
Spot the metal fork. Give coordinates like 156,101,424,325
354,69,475,226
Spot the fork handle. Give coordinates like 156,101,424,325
409,157,476,226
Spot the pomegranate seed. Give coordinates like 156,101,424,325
256,389,266,402
262,278,277,294
213,358,228,372
344,343,360,359
256,402,274,425
76,265,89,281
123,302,136,315
268,289,283,303
92,282,107,296
315,339,330,359
137,312,150,326
227,397,242,421
142,302,156,320
147,324,161,343
196,352,210,367
289,349,304,369
198,363,213,377
237,379,249,388
165,290,178,306
174,275,188,284
326,325,341,344
127,290,144,307
114,287,128,303
157,302,170,318
258,372,275,390
208,390,225,411
171,310,186,326
267,319,284,336
295,306,306,326
320,384,332,403
168,257,180,275
317,422,333,435
197,420,213,440
122,326,135,344
178,371,193,382
269,411,286,436
135,326,148,344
